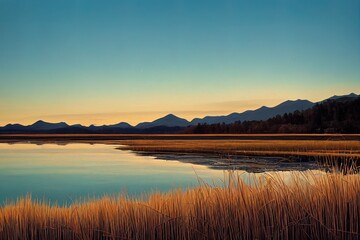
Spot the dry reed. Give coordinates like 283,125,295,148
119,139,360,158
0,171,359,240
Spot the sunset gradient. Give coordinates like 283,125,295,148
0,0,359,126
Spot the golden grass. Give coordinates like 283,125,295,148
0,172,359,240
2,134,360,159
119,139,360,159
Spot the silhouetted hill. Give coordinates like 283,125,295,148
107,122,133,128
2,123,27,131
0,93,358,134
136,114,190,128
1,120,70,133
325,93,359,101
29,120,69,130
190,93,359,125
191,99,315,125
184,97,360,134
0,124,184,134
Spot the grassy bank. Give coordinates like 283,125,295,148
1,134,360,160
0,172,359,240
119,139,360,160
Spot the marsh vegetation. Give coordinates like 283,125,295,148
0,171,359,240
0,137,359,239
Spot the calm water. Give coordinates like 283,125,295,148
0,143,323,205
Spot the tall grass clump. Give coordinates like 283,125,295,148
317,155,360,174
0,172,359,240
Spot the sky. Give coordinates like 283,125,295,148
0,0,359,126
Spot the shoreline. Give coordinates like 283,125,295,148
1,133,360,141
1,134,359,159
129,150,320,172
1,134,359,171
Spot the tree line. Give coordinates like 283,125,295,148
183,97,360,134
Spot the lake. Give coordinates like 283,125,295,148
0,143,323,205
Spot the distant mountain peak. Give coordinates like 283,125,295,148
190,98,315,125
136,114,190,128
326,93,359,101
31,120,67,125
1,92,358,133
276,99,313,107
107,122,133,128
164,113,176,117
3,123,24,128
71,124,85,128
160,113,182,120
29,120,69,130
33,120,46,124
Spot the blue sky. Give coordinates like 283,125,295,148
0,0,359,125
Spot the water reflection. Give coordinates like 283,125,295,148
134,152,320,173
0,143,324,205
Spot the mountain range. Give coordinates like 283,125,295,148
0,93,358,134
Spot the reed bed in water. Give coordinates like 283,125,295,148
0,172,359,240
119,139,360,160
